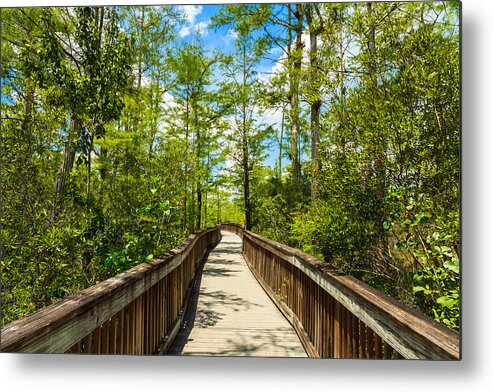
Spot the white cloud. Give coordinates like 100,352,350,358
260,107,284,128
177,5,202,24
161,91,178,110
268,46,283,56
178,25,191,38
221,28,238,46
270,55,287,77
195,21,209,36
176,5,208,38
259,32,327,84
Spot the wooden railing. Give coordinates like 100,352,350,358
1,226,221,354
2,222,460,359
220,222,460,360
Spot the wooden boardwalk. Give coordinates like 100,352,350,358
168,231,307,357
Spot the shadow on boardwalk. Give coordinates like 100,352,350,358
167,231,307,357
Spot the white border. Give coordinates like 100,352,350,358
2,0,492,391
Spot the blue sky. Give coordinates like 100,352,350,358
0,3,290,170
174,4,283,81
173,4,289,170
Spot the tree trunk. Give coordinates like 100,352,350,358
279,108,284,179
86,7,104,203
216,185,221,224
306,4,322,202
366,2,387,237
99,147,108,181
86,133,94,202
148,76,159,158
310,101,321,201
20,81,35,212
183,97,190,232
241,42,252,231
339,7,347,152
243,128,251,230
204,189,207,227
137,6,145,89
289,4,304,195
244,159,251,230
51,119,77,222
195,98,202,231
196,183,202,230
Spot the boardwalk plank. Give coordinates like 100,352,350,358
167,231,307,357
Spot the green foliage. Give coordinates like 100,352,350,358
413,259,460,330
249,2,460,331
410,222,460,330
1,3,459,336
0,6,186,325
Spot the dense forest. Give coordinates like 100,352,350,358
1,2,459,331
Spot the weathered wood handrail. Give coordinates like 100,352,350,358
220,222,460,360
1,226,222,353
